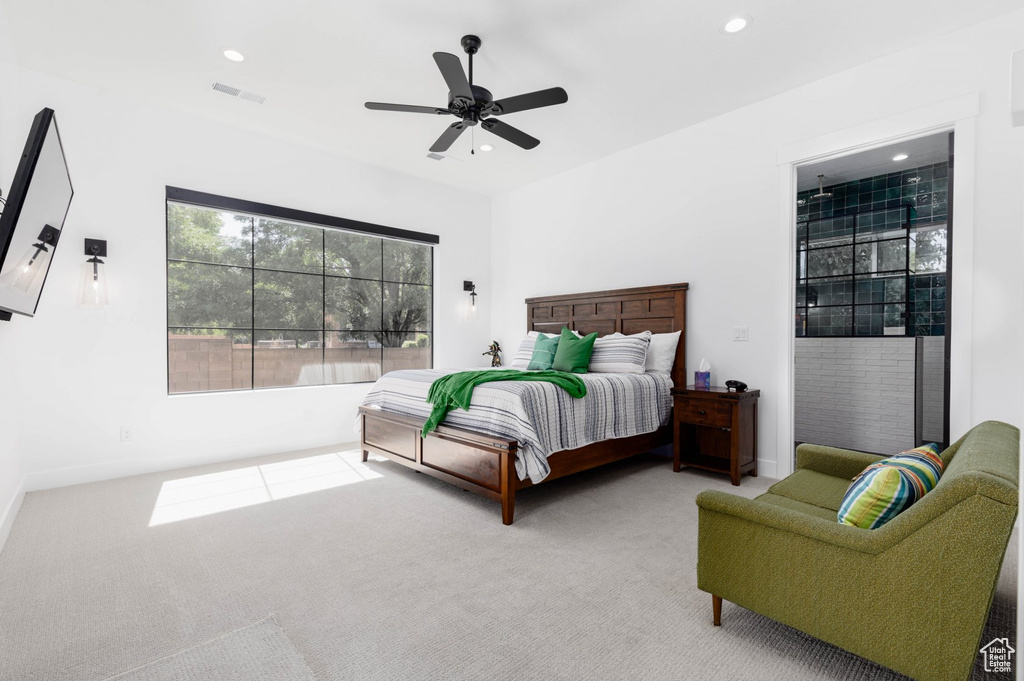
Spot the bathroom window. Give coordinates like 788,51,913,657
796,204,947,337
795,161,950,338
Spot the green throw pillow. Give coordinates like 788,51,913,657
527,333,560,370
551,327,597,373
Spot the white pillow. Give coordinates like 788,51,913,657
645,331,681,373
588,331,651,374
509,331,543,369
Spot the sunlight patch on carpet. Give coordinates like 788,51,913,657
149,449,383,526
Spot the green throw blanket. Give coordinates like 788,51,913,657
422,369,587,436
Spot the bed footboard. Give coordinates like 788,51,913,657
360,406,674,525
359,406,520,524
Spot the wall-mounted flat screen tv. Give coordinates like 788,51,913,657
0,108,74,319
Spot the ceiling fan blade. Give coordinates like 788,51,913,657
482,119,540,150
429,122,467,153
433,52,474,104
492,87,568,115
365,102,450,115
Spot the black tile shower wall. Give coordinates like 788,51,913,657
797,162,948,227
796,162,949,337
912,273,946,337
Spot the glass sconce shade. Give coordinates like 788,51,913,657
0,242,52,293
78,256,108,307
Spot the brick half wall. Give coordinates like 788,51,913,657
795,337,916,454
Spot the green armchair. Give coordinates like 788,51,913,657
696,420,1019,681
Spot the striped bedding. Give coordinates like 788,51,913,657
359,368,673,482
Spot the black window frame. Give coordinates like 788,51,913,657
796,204,921,338
165,187,438,394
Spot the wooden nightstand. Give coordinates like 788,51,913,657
672,385,760,485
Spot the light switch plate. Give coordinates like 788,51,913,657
733,326,749,341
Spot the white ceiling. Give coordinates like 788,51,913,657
797,132,951,192
2,0,1019,197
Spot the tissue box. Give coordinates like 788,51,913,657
694,371,711,388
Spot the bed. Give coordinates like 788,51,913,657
358,282,689,524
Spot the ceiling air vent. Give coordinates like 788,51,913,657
212,82,267,105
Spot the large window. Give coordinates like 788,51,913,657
796,206,948,337
166,189,435,394
795,162,950,338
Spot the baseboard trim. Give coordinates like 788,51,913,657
0,477,26,557
757,458,778,480
21,440,363,494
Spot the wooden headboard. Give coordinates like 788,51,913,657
525,282,689,387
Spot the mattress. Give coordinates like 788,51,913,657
359,368,673,482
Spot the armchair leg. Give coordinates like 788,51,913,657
712,595,722,626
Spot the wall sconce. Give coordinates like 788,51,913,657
807,286,819,308
78,238,108,307
464,280,477,308
0,224,60,293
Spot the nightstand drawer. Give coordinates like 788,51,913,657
675,399,733,428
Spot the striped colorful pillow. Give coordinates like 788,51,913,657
837,444,943,529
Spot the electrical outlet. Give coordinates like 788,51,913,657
733,326,749,342
120,427,133,442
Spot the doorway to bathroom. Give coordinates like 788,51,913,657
794,131,952,456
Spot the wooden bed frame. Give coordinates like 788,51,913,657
359,282,689,524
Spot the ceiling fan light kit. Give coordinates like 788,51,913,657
365,34,568,153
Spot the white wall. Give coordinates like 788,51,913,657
490,10,1024,478
0,0,26,547
0,63,492,502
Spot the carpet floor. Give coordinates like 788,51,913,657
104,617,315,681
0,444,1015,680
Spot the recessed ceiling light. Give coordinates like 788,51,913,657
223,50,245,62
723,16,750,33
892,153,909,161
479,144,494,152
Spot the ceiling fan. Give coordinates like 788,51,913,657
365,35,568,153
